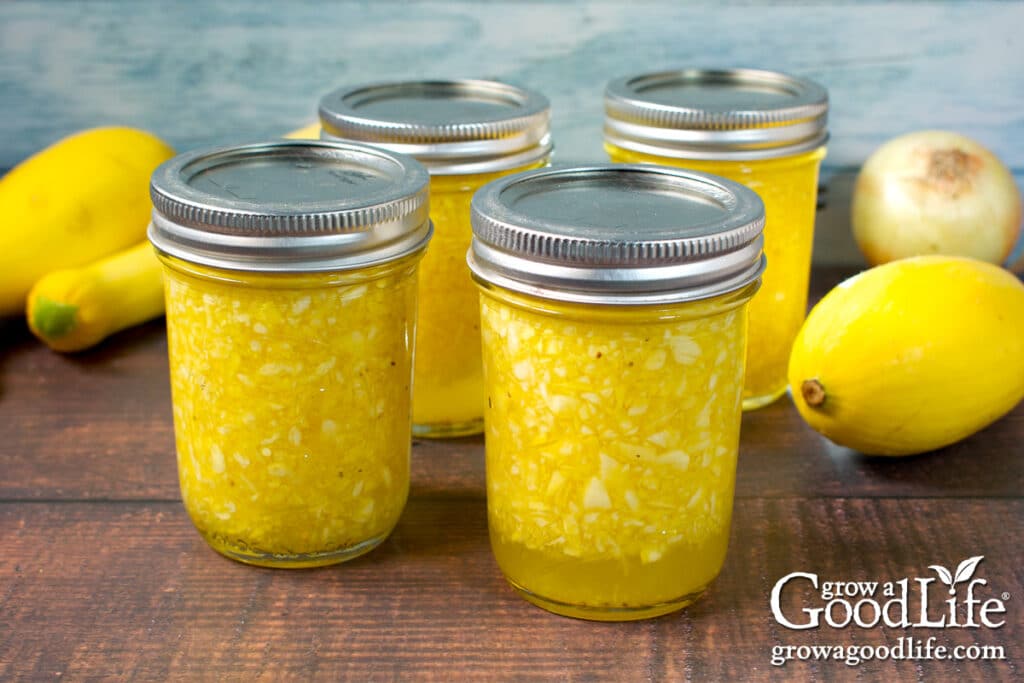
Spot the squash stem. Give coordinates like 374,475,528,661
31,297,79,339
801,379,827,407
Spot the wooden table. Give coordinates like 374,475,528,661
1,267,1020,681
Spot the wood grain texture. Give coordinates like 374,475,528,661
0,318,178,501
2,267,1021,503
0,499,1019,681
1,265,1021,681
1,1,1022,170
2,1,1024,266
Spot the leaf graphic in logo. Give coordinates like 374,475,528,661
929,564,954,588
953,555,985,584
930,556,985,595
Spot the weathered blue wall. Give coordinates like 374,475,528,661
2,1,1022,264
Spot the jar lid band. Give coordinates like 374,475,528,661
604,68,829,160
319,79,552,174
469,164,766,305
149,140,431,272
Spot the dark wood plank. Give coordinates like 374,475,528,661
1,498,1019,681
737,393,1024,499
0,317,179,501
2,266,1023,502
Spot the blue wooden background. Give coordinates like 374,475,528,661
2,0,1022,265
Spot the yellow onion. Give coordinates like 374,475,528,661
851,130,1021,266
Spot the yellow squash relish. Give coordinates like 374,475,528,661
162,256,419,567
479,284,754,619
606,145,825,409
316,79,552,437
412,165,544,436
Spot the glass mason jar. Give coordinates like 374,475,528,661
148,140,432,568
604,69,829,409
468,165,766,620
318,80,552,438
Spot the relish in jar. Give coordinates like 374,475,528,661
319,80,551,437
605,68,828,409
469,165,765,619
149,140,431,567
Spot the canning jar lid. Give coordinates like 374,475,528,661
318,79,552,174
469,164,765,305
149,140,431,273
604,68,828,160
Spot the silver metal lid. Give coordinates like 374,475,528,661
604,68,829,160
318,79,552,174
469,164,765,305
149,140,431,273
